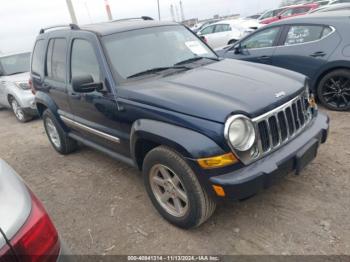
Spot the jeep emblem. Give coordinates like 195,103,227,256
275,91,286,98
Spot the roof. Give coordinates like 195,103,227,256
269,10,350,25
80,20,178,36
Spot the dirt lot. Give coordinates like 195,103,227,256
0,108,349,255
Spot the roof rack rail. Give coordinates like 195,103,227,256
39,24,80,34
111,16,154,23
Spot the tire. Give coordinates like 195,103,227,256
10,97,32,123
42,109,78,154
317,69,350,111
143,146,216,229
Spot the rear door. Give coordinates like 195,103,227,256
210,24,234,48
225,26,283,65
272,24,340,78
42,35,71,113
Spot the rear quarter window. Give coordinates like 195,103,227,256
31,40,45,75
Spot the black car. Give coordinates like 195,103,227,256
30,18,329,229
217,11,350,111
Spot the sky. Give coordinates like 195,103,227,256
0,0,281,54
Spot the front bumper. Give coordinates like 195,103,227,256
210,112,329,200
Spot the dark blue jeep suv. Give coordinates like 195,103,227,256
30,17,329,228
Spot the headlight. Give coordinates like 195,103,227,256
225,115,256,152
15,81,30,90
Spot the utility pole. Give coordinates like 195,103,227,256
179,0,185,22
157,0,161,20
105,0,113,21
85,1,93,23
170,4,175,22
66,0,78,24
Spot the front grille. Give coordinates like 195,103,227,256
254,92,312,155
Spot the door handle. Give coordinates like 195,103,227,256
70,92,81,99
310,51,326,58
258,56,271,60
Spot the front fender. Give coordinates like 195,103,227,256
130,119,226,161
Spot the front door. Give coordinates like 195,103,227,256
225,26,282,65
66,34,126,155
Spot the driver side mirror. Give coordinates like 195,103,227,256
72,75,103,93
234,44,242,54
277,15,282,19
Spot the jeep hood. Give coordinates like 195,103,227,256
119,59,306,123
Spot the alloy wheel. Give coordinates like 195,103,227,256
321,76,350,110
150,164,189,217
11,100,24,121
45,118,61,149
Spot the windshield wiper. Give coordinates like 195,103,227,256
175,56,220,66
127,66,189,79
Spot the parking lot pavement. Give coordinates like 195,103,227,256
0,108,349,255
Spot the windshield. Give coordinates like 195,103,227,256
0,53,30,76
102,25,217,80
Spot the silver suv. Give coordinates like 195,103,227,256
0,52,37,122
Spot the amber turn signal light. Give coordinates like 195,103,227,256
309,94,317,108
197,153,238,169
212,185,226,197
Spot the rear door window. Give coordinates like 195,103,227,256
32,40,45,75
46,38,67,82
284,25,333,46
200,25,215,35
292,7,311,15
214,24,231,33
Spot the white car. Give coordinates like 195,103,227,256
0,52,37,122
197,20,254,49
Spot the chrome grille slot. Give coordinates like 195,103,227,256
254,92,312,156
277,112,288,141
292,103,300,130
268,116,279,147
258,121,270,152
285,107,295,135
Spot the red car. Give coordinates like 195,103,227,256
260,3,319,25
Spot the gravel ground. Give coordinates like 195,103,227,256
0,108,349,255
